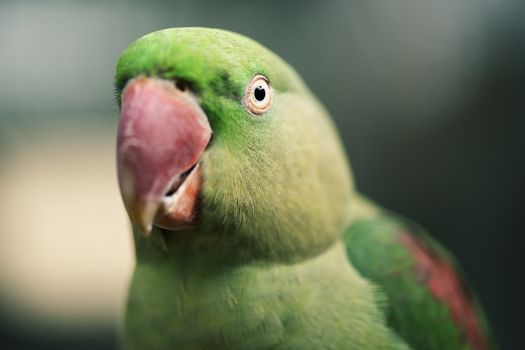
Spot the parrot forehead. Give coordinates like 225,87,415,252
115,27,302,96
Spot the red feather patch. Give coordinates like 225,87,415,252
399,232,489,350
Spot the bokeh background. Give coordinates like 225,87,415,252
0,0,523,348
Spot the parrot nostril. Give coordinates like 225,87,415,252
175,79,189,92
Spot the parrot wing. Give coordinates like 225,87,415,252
344,209,497,350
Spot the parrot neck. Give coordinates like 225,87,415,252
125,239,399,348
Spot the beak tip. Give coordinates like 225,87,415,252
127,199,158,237
137,222,153,236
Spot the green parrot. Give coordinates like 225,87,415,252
115,28,496,349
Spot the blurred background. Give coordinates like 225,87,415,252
0,0,523,348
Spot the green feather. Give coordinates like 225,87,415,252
115,27,495,349
344,210,497,350
126,237,408,349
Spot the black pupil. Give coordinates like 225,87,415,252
254,86,266,101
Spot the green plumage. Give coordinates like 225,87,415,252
345,212,496,349
115,28,495,349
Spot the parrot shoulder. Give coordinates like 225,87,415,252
343,202,496,350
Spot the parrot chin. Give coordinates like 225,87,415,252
117,77,212,236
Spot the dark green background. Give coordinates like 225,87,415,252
1,0,523,348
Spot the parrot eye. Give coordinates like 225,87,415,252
244,75,272,115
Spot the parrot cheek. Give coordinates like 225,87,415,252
117,77,212,235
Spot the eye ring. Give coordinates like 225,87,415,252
244,74,272,115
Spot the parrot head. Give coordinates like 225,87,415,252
115,28,354,262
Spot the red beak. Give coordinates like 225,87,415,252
117,77,212,235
